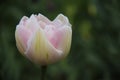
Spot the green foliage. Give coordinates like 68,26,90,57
0,0,120,80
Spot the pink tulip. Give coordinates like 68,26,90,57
15,14,72,65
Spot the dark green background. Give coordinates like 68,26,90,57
0,0,120,80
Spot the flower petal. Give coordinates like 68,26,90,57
19,16,28,25
49,26,72,55
15,25,32,55
37,14,51,24
25,28,63,65
53,14,71,27
25,14,40,32
55,26,72,57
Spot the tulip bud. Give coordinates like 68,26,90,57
15,14,72,65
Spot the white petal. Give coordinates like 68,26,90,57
53,14,71,27
25,28,63,65
25,14,40,32
56,26,72,57
37,14,51,24
19,16,28,25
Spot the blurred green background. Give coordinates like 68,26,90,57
1,0,120,80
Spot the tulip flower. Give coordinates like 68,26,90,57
15,13,72,65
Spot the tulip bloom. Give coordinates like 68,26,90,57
15,14,72,65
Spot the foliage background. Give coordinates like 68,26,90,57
0,0,120,80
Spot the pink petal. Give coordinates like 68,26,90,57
56,26,72,56
19,16,28,25
25,28,63,65
46,25,72,57
37,14,51,24
15,25,32,54
53,14,71,27
25,15,40,33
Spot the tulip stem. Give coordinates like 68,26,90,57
41,66,47,80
